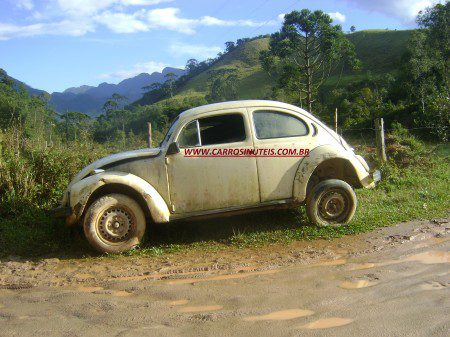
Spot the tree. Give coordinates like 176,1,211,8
399,2,449,141
142,82,162,93
185,58,199,74
350,25,356,32
102,93,129,142
260,9,360,112
164,72,177,98
225,41,236,53
206,68,238,102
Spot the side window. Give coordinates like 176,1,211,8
253,110,309,139
178,120,200,148
198,114,246,146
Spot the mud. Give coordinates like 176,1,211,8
243,309,314,321
300,317,354,329
0,217,449,336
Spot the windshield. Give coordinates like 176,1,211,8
159,116,179,147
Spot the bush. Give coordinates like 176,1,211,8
385,122,426,167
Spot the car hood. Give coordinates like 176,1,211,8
68,147,161,188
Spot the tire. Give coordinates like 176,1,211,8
306,179,357,227
83,193,146,254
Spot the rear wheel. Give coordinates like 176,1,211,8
83,193,146,253
306,179,357,227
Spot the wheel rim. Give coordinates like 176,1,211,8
318,189,348,222
97,206,135,244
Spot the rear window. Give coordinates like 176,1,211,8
253,110,308,139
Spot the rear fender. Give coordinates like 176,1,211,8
293,145,372,202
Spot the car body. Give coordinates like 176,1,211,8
53,100,380,253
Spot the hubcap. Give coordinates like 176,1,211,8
318,190,347,221
98,207,134,243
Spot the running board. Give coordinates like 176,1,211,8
170,199,296,222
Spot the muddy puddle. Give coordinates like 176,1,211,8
419,281,447,290
243,309,314,321
300,317,354,329
169,299,190,306
167,269,279,285
177,305,223,313
339,280,378,289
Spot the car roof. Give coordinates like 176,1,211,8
178,100,311,120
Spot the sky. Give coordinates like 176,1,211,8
0,0,444,93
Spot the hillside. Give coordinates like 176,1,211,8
146,29,413,104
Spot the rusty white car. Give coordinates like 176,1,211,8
53,100,380,253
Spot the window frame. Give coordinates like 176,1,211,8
176,112,248,148
177,120,202,149
252,110,310,140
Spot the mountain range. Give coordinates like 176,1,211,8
7,67,184,117
50,67,184,116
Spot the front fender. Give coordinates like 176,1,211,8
293,145,373,202
68,171,170,225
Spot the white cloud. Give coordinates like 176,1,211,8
94,10,148,33
0,20,94,40
343,0,443,22
121,0,174,5
199,16,269,27
16,0,34,10
98,60,168,79
0,2,280,40
55,0,173,16
145,7,197,34
170,42,222,59
328,12,346,23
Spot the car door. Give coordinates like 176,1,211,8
166,109,259,214
249,108,312,202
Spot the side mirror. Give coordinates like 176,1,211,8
166,141,180,155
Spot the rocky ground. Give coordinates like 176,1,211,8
0,217,449,336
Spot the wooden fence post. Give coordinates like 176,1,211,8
375,118,387,162
334,108,338,133
147,122,152,148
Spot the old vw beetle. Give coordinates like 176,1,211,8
53,100,380,253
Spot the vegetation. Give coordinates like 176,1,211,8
260,9,360,112
0,3,448,258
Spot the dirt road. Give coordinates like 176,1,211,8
0,218,449,337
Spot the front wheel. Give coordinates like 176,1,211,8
306,179,357,227
83,193,146,254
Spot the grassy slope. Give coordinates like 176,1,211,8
171,29,413,101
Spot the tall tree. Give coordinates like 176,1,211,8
206,68,238,103
164,72,177,98
260,9,360,112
